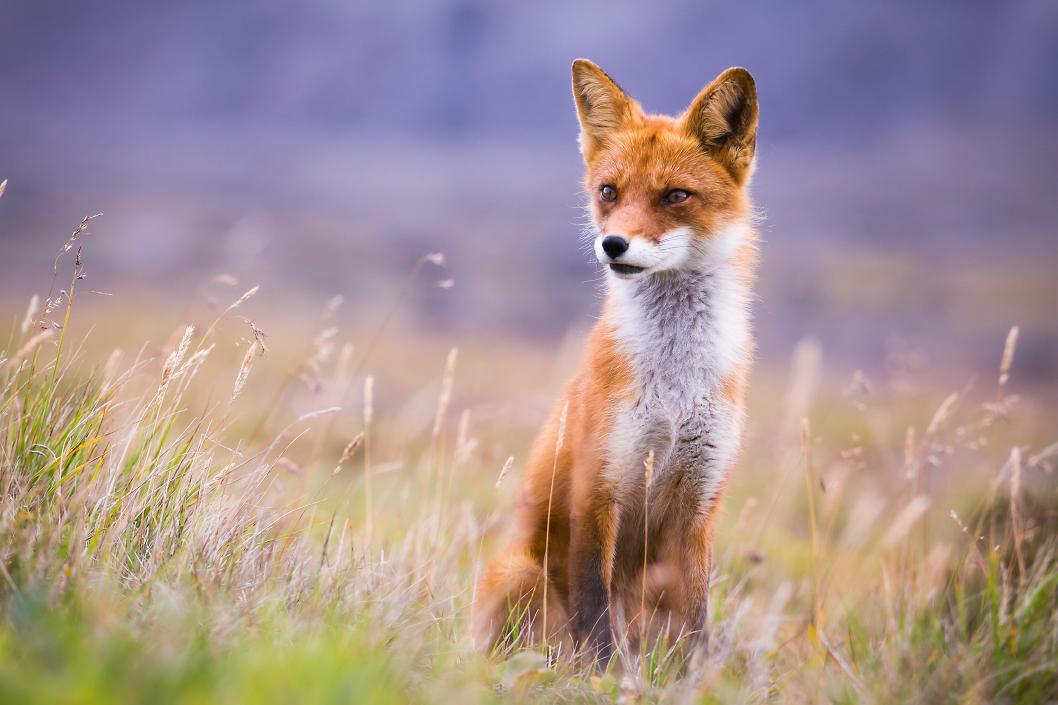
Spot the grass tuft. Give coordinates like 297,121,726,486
0,216,1056,703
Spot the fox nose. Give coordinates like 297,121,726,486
601,235,629,259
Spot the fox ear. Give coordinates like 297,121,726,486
572,59,636,160
683,68,758,184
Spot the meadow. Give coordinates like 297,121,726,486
1,209,1056,704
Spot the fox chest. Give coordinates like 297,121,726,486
603,264,750,508
604,376,742,510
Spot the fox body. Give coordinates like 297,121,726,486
474,60,759,658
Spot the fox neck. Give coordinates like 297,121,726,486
606,222,753,410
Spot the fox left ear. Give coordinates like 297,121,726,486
682,68,758,184
572,59,638,161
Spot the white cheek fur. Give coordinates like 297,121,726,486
594,227,694,272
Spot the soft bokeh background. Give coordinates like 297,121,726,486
2,0,1057,377
3,5,1058,701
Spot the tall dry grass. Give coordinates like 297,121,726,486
0,210,1056,704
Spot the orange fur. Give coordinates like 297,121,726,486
474,60,760,661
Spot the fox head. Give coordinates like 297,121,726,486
572,59,758,280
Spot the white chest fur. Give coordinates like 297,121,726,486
603,224,752,510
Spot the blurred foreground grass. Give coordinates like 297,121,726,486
1,215,1056,704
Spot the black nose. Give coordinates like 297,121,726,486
601,235,629,259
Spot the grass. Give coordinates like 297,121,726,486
1,213,1057,704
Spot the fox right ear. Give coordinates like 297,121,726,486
572,59,636,160
682,68,759,184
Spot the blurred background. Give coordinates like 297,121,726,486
1,0,1056,381
3,6,1058,699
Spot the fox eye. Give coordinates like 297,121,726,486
661,189,690,205
599,185,617,202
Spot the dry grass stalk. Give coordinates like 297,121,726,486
363,375,375,539
160,326,195,390
151,325,194,407
333,432,364,474
733,496,757,535
293,407,342,424
903,426,917,480
3,223,1056,702
428,349,459,538
782,338,822,436
926,393,958,436
541,399,569,646
840,493,886,549
363,375,375,427
20,295,39,335
6,329,54,369
38,213,101,333
494,455,515,488
335,343,354,383
309,251,451,464
881,495,932,549
432,348,458,439
801,417,820,625
201,285,261,345
102,349,123,389
1009,447,1025,581
999,326,1019,389
640,449,655,641
228,285,260,313
231,341,260,401
753,338,822,547
352,252,446,377
1027,441,1058,472
455,410,471,463
245,319,269,353
176,345,214,383
303,327,338,391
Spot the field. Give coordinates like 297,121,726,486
1,214,1057,704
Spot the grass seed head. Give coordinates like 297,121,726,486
334,432,365,474
363,375,375,426
6,329,54,368
555,399,569,454
20,295,39,335
999,325,1019,388
881,494,932,549
495,456,515,488
431,348,458,438
230,285,259,310
231,341,260,401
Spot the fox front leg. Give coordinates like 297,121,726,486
567,496,619,663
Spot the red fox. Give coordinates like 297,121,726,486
473,59,759,660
